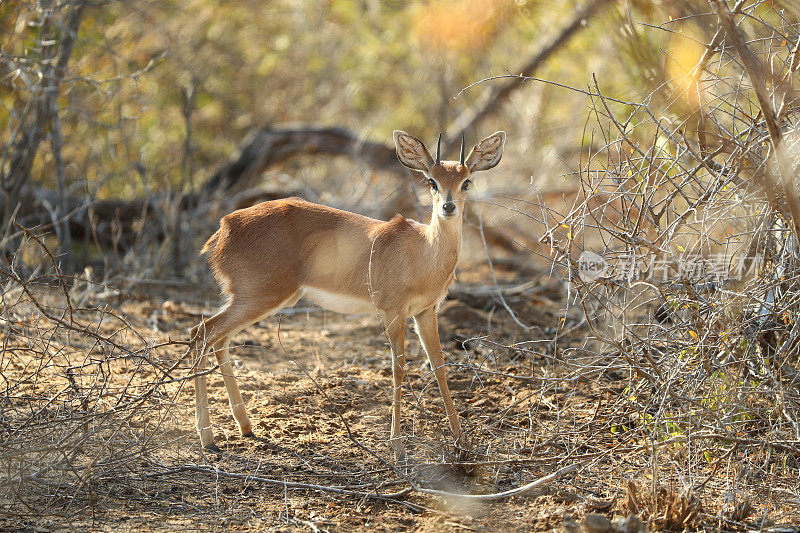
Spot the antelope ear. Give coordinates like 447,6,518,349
465,131,505,172
393,131,434,171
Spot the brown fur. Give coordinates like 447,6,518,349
190,131,505,459
201,191,464,322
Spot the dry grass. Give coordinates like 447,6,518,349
1,228,799,530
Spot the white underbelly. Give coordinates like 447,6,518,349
302,287,374,315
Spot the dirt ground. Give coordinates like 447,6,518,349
2,259,799,532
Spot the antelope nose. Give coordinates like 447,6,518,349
443,201,456,215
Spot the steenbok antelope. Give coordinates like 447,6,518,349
190,130,505,459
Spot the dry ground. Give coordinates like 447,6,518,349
2,261,799,532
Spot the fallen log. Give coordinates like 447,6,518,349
16,125,517,256
17,185,302,250
204,125,401,192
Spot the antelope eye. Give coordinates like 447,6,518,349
461,179,472,191
428,178,438,191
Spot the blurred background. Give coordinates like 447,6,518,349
5,0,773,282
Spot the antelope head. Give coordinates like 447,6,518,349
393,130,506,221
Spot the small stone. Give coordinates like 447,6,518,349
585,514,613,533
612,515,645,533
562,515,581,533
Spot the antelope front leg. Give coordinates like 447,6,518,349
385,314,407,461
213,340,253,438
413,306,464,449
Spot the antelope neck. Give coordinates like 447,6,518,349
424,207,463,270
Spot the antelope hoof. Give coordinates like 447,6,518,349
453,439,470,461
203,442,222,454
392,439,407,463
242,430,256,439
238,420,253,438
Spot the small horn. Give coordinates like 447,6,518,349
435,132,442,165
459,132,465,165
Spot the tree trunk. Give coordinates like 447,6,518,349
0,0,86,265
